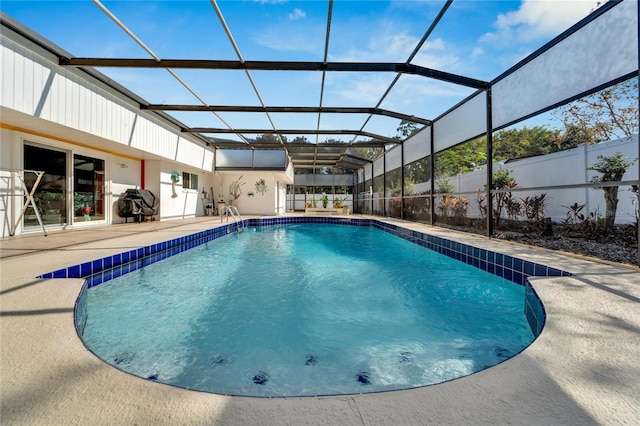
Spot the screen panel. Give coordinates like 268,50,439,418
215,149,253,168
254,149,286,168
434,92,486,153
373,157,384,177
492,0,638,129
385,145,401,171
333,174,354,186
403,127,431,166
364,164,372,182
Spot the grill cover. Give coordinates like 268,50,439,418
117,189,159,220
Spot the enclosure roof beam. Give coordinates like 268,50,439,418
143,104,432,126
60,58,490,89
185,128,400,144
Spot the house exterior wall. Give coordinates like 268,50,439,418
0,22,218,236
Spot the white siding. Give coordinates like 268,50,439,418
1,30,213,172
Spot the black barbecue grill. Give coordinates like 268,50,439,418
116,189,159,222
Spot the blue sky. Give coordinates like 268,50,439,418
1,0,601,142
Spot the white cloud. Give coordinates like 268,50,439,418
471,47,484,58
330,34,411,62
326,74,396,105
482,0,601,43
288,8,306,21
253,29,320,53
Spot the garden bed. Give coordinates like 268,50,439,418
439,219,639,266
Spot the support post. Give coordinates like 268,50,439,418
400,141,405,220
429,125,435,225
486,88,494,237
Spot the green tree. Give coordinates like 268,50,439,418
492,126,561,160
254,134,285,144
404,156,431,184
588,152,638,231
348,142,383,161
435,138,486,178
491,169,516,228
396,120,421,139
289,136,310,144
552,78,639,143
547,123,598,150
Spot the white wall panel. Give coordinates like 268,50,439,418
1,44,15,108
493,0,638,128
14,47,27,113
176,137,208,168
22,49,34,114
434,92,486,153
403,127,431,165
203,149,215,172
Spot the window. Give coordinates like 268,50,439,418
182,172,198,190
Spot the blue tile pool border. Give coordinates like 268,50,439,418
40,216,567,336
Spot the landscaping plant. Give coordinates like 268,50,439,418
588,152,638,232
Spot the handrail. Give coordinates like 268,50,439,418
220,205,244,232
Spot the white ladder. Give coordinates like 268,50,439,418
221,205,244,232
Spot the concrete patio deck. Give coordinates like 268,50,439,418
1,216,638,425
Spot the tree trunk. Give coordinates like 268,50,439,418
602,186,618,231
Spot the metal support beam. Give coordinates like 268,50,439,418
142,104,432,126
60,58,490,89
186,128,400,144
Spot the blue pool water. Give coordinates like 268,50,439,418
79,224,534,397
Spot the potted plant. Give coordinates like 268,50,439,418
74,193,85,214
321,194,329,208
333,196,347,214
75,193,92,216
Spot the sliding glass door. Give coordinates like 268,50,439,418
23,144,107,229
23,144,67,227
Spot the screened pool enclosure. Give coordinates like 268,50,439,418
1,0,638,260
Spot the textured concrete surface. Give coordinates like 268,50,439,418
1,216,638,425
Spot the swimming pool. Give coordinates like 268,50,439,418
60,218,560,396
